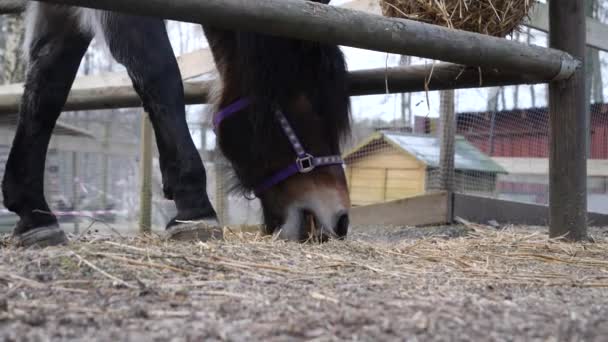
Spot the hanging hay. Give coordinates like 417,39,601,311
379,0,535,37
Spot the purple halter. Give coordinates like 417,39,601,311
213,97,344,196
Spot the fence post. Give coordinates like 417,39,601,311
548,0,587,240
101,121,110,209
138,111,153,234
214,160,226,225
438,89,455,223
71,151,79,234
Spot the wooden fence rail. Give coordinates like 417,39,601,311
0,0,24,13
0,63,551,114
29,0,580,81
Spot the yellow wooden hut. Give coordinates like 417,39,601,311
343,131,507,206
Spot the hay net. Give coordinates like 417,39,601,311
379,0,535,37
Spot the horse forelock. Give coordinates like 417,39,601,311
212,32,351,146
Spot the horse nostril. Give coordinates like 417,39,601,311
335,213,349,240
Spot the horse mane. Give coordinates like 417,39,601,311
209,31,351,143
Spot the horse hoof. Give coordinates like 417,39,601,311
13,225,68,249
163,219,223,242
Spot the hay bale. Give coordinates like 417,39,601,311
379,0,535,37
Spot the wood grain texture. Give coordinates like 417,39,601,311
548,0,588,240
0,62,557,115
33,0,578,80
454,193,608,227
350,191,449,226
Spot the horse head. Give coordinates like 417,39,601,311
206,18,351,242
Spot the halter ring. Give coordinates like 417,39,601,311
296,154,315,173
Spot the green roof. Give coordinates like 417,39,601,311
344,131,507,174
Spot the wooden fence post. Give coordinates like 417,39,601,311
548,0,587,240
71,151,79,234
438,89,455,223
101,121,110,209
138,111,153,234
214,160,226,225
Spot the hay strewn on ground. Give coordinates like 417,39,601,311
379,0,535,37
0,223,607,340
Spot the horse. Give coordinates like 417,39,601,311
1,0,352,247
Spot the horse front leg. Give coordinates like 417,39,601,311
1,4,92,247
99,14,220,240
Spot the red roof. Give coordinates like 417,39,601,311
414,103,608,159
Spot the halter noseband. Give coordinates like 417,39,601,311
213,97,344,197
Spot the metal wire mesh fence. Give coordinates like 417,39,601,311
0,107,263,234
450,30,607,215
341,17,607,215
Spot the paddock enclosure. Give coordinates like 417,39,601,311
0,0,607,339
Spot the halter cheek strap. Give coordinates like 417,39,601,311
212,97,252,132
212,98,344,197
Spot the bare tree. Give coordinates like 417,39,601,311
487,87,503,112
0,13,25,84
586,0,604,104
512,31,520,109
399,55,412,128
526,27,536,107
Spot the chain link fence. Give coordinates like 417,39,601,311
343,12,607,215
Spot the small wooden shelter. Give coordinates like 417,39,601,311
343,131,507,206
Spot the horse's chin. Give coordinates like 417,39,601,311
273,207,323,242
273,205,307,241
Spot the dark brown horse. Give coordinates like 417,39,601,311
1,0,351,247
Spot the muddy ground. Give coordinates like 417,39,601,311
0,223,607,341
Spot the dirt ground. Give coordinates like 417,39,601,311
0,222,607,341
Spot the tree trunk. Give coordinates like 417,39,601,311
584,0,602,158
584,0,603,104
512,31,520,109
526,27,536,107
513,84,519,109
591,51,603,103
487,88,500,112
399,55,412,128
0,14,25,84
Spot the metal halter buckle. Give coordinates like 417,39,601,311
296,154,315,173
